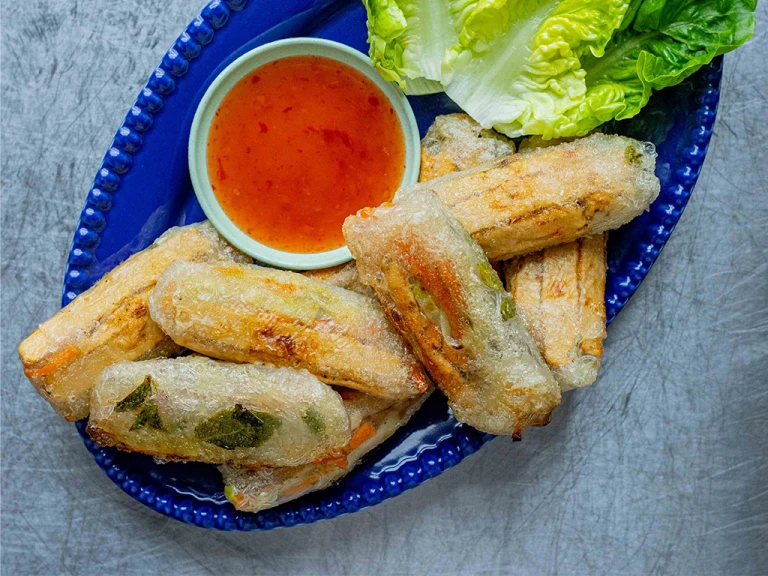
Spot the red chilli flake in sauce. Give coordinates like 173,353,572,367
207,55,406,254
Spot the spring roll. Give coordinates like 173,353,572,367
419,113,515,181
504,236,607,391
18,222,250,421
344,190,561,436
88,356,350,467
149,261,429,400
401,133,659,260
220,389,431,513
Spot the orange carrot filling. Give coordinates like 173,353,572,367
24,346,80,379
348,422,377,452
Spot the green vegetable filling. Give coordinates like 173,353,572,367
478,262,515,320
115,375,152,412
500,295,516,320
130,402,163,431
409,278,456,345
624,145,642,165
195,404,280,450
302,408,325,435
477,262,504,291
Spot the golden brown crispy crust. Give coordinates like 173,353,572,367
406,133,659,261
167,306,424,398
576,235,608,358
18,223,246,421
378,258,468,400
504,235,607,391
150,262,429,400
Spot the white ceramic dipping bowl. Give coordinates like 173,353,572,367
188,37,421,270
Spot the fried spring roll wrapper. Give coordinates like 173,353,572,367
88,357,350,467
220,389,432,513
302,261,372,297
344,190,561,435
149,261,429,399
18,222,250,421
419,113,515,181
504,236,607,392
400,133,659,261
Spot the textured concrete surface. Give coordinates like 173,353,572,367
2,2,767,575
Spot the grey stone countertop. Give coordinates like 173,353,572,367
1,2,766,575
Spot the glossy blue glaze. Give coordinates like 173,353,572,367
65,0,722,530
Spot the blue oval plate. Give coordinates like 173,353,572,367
65,0,722,531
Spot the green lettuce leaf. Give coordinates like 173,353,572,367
443,0,631,138
565,0,757,135
363,0,462,91
363,0,755,138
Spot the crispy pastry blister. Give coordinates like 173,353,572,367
344,189,561,435
220,389,432,513
149,261,429,399
18,222,249,421
88,356,350,467
401,133,659,260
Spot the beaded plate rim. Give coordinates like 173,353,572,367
63,0,723,531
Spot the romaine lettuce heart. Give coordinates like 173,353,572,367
363,0,462,92
363,0,756,138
